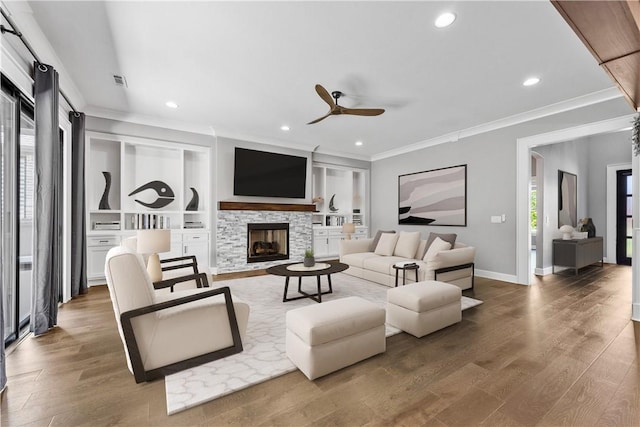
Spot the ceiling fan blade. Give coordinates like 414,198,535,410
307,111,333,125
315,84,336,108
341,107,385,116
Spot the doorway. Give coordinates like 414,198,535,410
616,169,632,265
2,75,35,345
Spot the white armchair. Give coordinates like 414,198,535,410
104,246,250,383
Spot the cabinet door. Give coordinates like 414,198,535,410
87,246,112,280
183,235,209,267
313,229,329,256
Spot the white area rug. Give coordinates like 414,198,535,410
165,273,482,415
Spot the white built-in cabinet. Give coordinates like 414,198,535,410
86,132,210,283
311,163,369,258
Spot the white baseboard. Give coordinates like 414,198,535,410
603,257,616,264
475,269,519,285
210,266,218,275
534,266,553,276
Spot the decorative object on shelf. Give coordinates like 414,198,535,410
303,248,315,267
99,171,112,210
558,170,577,227
579,217,596,238
128,180,175,209
399,165,467,226
186,187,199,211
632,114,640,157
342,222,355,240
136,229,171,282
329,194,338,212
559,225,574,240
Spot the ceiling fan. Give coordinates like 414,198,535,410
307,84,385,124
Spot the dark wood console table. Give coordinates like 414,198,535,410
552,236,603,275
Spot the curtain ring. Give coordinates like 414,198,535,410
73,112,81,118
37,63,48,72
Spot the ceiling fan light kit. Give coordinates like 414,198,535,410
307,84,385,124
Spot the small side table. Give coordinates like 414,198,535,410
393,263,420,287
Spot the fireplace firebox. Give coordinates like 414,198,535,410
247,223,289,263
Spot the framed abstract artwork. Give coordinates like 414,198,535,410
558,170,577,227
398,164,467,226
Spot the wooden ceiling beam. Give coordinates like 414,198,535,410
552,0,640,111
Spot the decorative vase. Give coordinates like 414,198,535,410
582,218,596,238
186,187,199,211
303,256,315,267
99,171,111,210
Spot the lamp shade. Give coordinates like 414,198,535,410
342,222,356,234
136,229,171,254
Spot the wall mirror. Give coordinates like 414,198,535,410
558,170,577,227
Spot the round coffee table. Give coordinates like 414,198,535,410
266,261,349,303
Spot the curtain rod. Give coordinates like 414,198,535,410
1,7,78,113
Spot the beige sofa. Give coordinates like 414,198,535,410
339,233,475,290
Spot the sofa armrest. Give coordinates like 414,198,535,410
339,238,373,257
427,246,476,270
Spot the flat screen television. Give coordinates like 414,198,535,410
233,147,307,198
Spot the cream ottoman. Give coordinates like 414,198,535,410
286,296,386,380
387,280,461,338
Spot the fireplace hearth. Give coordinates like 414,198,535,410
247,223,289,263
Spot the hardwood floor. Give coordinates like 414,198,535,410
2,264,639,426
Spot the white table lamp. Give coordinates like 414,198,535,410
342,222,356,240
137,229,171,282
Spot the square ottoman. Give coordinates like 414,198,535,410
387,280,461,338
286,296,386,380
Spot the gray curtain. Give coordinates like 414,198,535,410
70,112,87,297
31,63,61,336
0,266,5,393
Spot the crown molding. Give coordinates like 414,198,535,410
371,87,624,161
84,106,217,137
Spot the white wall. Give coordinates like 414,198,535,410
370,97,632,281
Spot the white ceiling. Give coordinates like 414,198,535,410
18,1,617,159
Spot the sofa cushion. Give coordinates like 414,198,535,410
393,231,421,258
424,237,451,261
341,252,380,269
374,232,399,256
363,255,408,275
424,232,457,255
370,230,396,252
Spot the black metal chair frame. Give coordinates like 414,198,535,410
120,285,243,383
154,255,209,291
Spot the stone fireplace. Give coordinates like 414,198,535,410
216,202,314,273
247,222,289,263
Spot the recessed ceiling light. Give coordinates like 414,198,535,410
280,125,290,131
165,101,179,108
355,141,363,146
523,77,540,87
435,12,456,28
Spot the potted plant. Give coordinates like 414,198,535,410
303,248,315,267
